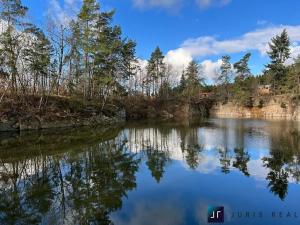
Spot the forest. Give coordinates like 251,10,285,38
1,0,300,119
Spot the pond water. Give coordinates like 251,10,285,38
0,118,300,225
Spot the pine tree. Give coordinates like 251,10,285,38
120,39,137,94
267,29,291,87
23,25,52,94
93,23,122,101
233,53,254,106
178,70,187,92
182,60,204,98
65,20,82,94
234,53,251,80
218,55,232,100
120,39,137,80
0,0,27,25
0,0,28,93
185,60,203,88
78,0,101,99
146,47,165,95
292,56,300,94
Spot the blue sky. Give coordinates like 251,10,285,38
22,0,300,83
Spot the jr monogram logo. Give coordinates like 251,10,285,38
208,206,225,223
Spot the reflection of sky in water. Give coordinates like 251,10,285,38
0,118,299,225
112,161,300,225
111,119,300,225
122,119,296,183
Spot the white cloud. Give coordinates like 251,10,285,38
180,25,300,57
47,0,81,26
133,0,182,10
164,48,192,75
132,0,232,10
196,0,231,8
135,58,148,81
287,45,300,64
201,59,223,83
162,24,300,82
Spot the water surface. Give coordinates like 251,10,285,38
0,119,300,225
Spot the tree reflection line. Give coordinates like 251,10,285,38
0,123,300,224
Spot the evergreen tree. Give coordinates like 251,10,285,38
233,53,254,106
0,0,27,25
65,20,82,94
292,56,300,94
178,70,187,92
267,29,291,87
93,23,122,102
78,0,101,98
0,0,28,93
183,60,203,98
146,47,165,95
185,60,203,88
23,25,52,94
218,55,232,100
120,39,137,94
0,0,139,104
120,39,137,82
234,53,251,80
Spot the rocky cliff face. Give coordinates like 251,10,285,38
210,96,300,121
0,115,125,132
0,95,126,132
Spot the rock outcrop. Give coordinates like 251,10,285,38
210,95,300,121
0,95,126,132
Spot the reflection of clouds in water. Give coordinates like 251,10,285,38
247,157,297,183
198,126,270,154
182,154,220,174
248,158,269,181
198,128,226,150
124,128,184,161
195,155,219,174
111,200,185,225
122,121,299,184
123,127,272,180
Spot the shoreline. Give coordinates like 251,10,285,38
0,115,125,132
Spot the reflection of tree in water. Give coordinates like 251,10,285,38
232,148,250,176
0,139,140,225
66,140,140,224
127,127,172,183
146,147,170,183
218,147,251,176
1,120,300,222
267,169,289,201
219,148,232,174
179,127,203,170
218,120,232,174
263,150,289,200
263,127,300,200
0,157,55,225
285,129,300,183
185,144,203,170
286,157,300,183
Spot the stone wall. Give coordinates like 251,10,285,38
210,96,300,121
